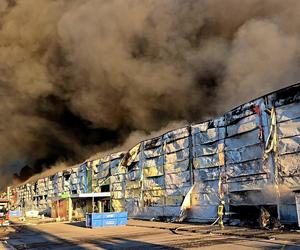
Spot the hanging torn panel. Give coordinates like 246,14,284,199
120,144,141,168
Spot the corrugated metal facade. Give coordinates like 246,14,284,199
11,83,300,223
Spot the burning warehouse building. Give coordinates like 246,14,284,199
5,83,300,225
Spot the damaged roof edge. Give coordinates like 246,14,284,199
12,82,300,189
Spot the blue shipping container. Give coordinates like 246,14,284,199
117,217,127,225
102,212,118,219
102,219,117,227
9,210,22,217
86,212,128,228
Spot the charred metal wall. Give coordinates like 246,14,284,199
10,83,300,223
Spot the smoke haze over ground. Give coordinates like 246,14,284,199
1,0,300,189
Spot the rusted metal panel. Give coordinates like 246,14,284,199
51,199,69,219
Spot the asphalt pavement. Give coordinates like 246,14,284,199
0,219,300,249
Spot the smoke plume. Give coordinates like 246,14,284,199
1,0,300,189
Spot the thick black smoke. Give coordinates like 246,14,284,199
1,0,300,189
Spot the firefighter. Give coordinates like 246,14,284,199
218,200,225,229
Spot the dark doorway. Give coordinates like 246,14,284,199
229,205,278,227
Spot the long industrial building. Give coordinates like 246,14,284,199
2,83,300,225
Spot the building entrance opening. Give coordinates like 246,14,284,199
229,205,278,228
